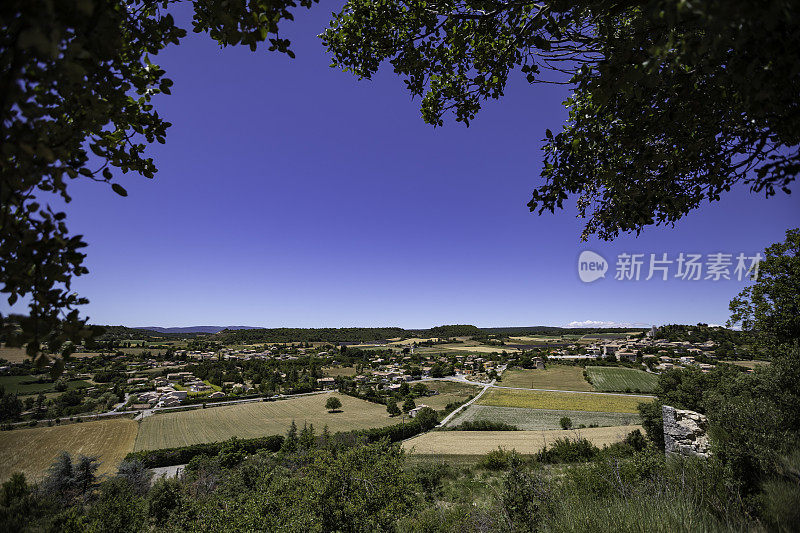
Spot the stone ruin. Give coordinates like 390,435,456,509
662,405,711,458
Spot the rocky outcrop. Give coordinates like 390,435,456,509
662,405,711,458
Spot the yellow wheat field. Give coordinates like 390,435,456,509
0,418,139,482
134,392,394,451
403,425,642,455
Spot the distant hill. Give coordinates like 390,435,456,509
134,326,260,334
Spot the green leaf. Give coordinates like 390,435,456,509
111,183,128,197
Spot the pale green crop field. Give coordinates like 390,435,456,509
500,366,594,391
478,388,650,413
586,366,659,393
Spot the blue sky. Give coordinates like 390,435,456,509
4,5,799,329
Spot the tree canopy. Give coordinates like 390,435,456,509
323,0,799,240
1,0,316,363
729,227,800,347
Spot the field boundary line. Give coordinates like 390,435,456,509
436,380,494,428
490,385,655,399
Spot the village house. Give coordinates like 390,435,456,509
318,377,336,390
408,404,429,418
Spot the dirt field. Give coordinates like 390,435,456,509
586,366,659,392
500,366,594,391
478,388,650,413
447,405,640,430
0,419,139,482
0,346,29,364
440,345,521,354
414,380,481,410
403,425,642,455
134,392,394,451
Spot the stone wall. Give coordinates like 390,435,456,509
662,405,711,457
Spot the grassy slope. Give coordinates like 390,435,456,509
586,366,659,393
0,419,139,483
413,380,481,410
403,425,642,455
500,366,595,391
478,388,650,413
0,375,92,396
134,392,394,451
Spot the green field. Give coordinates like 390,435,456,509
0,375,92,396
586,366,659,393
500,366,594,391
134,392,394,451
478,388,649,413
448,404,639,430
413,380,481,410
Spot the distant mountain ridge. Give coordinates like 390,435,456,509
133,326,260,334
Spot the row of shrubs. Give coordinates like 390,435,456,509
124,435,285,468
477,429,649,470
449,420,519,431
350,407,439,443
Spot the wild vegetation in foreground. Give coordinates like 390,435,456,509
0,417,797,532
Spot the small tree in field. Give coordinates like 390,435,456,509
386,399,400,417
326,396,342,412
559,417,573,430
402,397,416,414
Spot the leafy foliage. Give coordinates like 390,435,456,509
1,0,317,364
729,227,800,347
323,1,799,240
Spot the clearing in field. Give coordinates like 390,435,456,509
403,425,642,455
0,418,139,483
478,388,649,413
134,392,394,451
414,380,481,410
0,345,29,364
721,360,770,369
439,345,520,354
586,366,659,393
500,366,594,392
323,366,358,377
447,404,639,430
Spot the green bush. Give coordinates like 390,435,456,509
124,435,284,468
478,448,521,470
538,438,598,464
